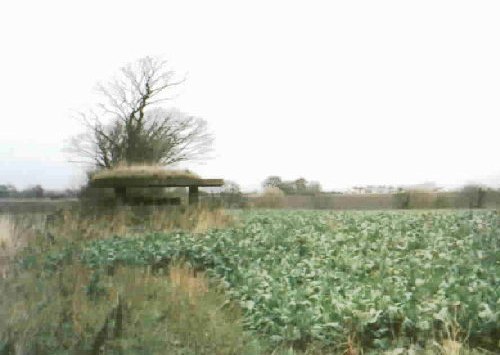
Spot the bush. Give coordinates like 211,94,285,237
460,185,487,208
252,187,285,208
393,191,410,209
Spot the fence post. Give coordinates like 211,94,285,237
189,186,199,205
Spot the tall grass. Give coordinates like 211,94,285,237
0,205,253,354
0,214,46,279
0,262,255,354
0,204,234,280
0,216,12,278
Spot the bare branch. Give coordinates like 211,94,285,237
68,56,212,170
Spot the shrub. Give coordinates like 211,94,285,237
252,187,285,208
393,191,410,209
459,185,487,208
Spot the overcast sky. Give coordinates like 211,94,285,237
1,1,499,191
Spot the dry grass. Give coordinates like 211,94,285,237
0,205,248,353
439,339,462,355
168,264,208,299
148,205,236,234
0,214,42,278
0,215,13,252
251,187,286,208
0,205,234,281
0,262,251,354
0,216,13,278
90,164,200,181
38,205,234,243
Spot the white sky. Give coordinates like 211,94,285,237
1,0,499,192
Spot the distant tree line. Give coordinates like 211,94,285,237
457,184,489,209
262,176,322,195
393,184,492,209
0,184,79,199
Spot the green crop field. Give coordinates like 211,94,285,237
24,209,498,353
3,210,500,354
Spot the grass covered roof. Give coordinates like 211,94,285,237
89,165,223,188
90,165,200,182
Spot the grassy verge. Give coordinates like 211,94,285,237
0,262,256,354
0,206,255,355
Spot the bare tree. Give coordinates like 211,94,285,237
68,56,213,168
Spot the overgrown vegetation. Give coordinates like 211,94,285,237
0,263,254,354
251,187,285,208
90,165,200,182
1,209,498,354
0,206,250,354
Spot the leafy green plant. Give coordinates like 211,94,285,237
50,210,500,352
4,209,499,353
